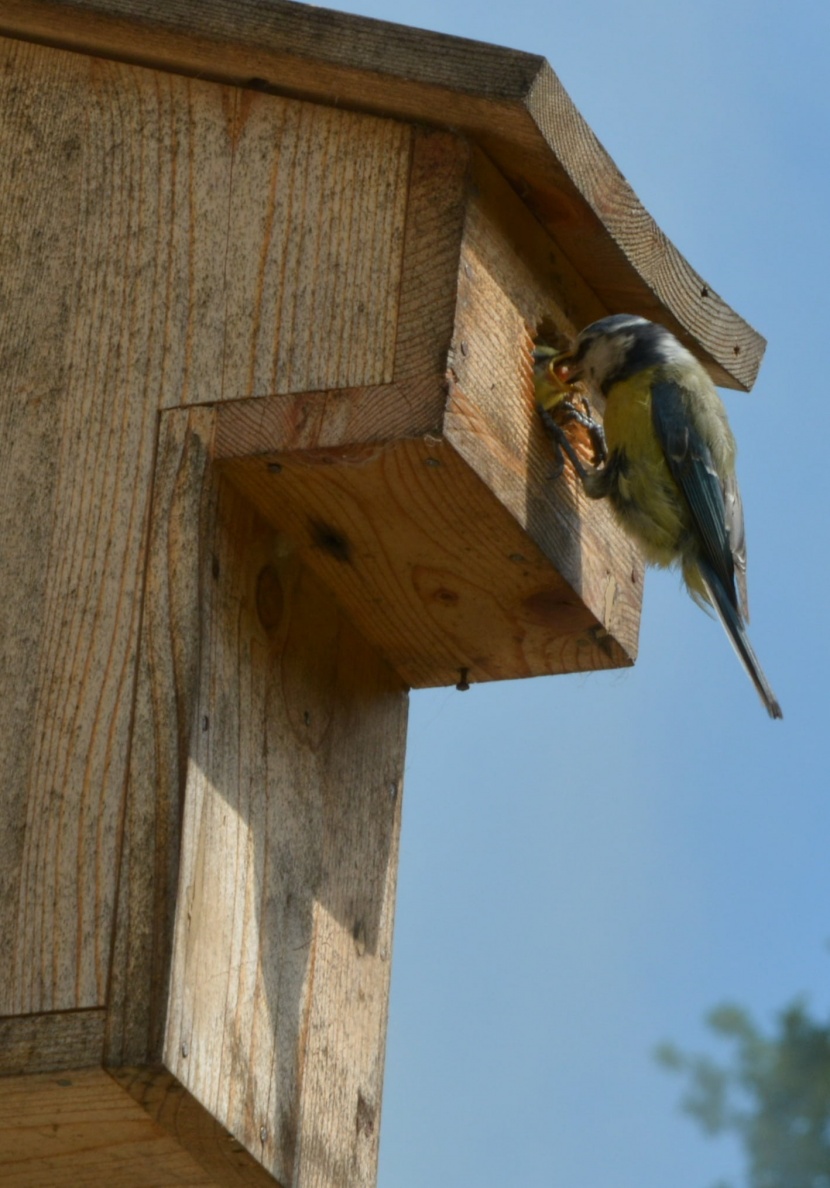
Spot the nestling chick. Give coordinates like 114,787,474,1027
533,344,607,475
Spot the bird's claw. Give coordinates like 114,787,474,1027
559,396,608,464
537,399,605,481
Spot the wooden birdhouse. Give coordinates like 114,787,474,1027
0,1,764,1184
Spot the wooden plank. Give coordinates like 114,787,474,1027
0,1011,105,1076
216,431,635,688
0,0,764,389
105,408,218,1068
113,1067,279,1186
0,32,412,1023
0,38,230,1016
0,1068,220,1186
212,380,447,458
112,406,407,1184
220,92,411,399
445,149,643,644
0,36,95,1016
392,127,469,383
166,467,407,1186
461,149,605,340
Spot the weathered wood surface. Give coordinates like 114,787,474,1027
113,1066,280,1186
0,1011,105,1077
0,34,413,1025
393,129,470,382
126,409,406,1185
0,38,225,1017
220,96,410,399
0,0,764,389
104,408,217,1070
445,150,643,649
0,1069,222,1186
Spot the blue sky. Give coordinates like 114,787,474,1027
316,2,829,1184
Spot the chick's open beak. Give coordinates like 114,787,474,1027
552,354,579,385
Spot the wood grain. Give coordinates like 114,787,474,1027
392,128,469,383
0,33,417,1029
217,431,636,689
0,0,765,389
445,149,643,646
113,1067,280,1186
461,150,605,341
0,39,229,1017
105,407,218,1069
109,406,407,1184
212,380,447,459
0,1069,220,1186
0,1011,105,1077
166,475,406,1186
220,92,411,399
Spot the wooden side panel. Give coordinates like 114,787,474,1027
445,150,643,659
109,407,407,1184
0,1011,105,1077
113,1067,279,1187
0,39,231,1017
0,33,414,1031
0,1069,220,1187
167,471,406,1185
392,128,468,384
220,93,411,400
105,408,217,1068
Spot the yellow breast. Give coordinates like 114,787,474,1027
602,369,692,565
603,370,659,461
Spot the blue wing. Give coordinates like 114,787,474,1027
650,379,739,612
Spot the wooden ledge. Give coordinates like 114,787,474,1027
0,0,763,390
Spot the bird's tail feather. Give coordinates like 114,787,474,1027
699,559,783,719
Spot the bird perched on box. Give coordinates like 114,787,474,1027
534,314,782,719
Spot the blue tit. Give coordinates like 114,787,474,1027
545,313,782,719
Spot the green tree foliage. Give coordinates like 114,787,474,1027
656,1001,830,1188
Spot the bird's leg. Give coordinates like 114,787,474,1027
537,403,614,499
537,398,608,480
552,395,607,464
565,395,607,464
537,404,585,479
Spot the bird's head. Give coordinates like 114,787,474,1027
551,314,693,395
